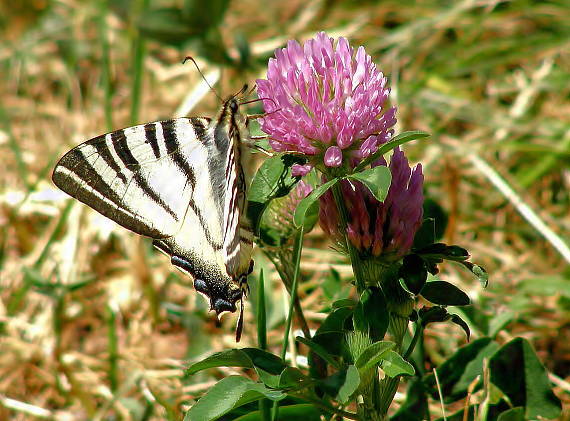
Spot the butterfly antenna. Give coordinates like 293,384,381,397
183,56,223,102
240,97,277,107
246,83,257,97
231,84,249,100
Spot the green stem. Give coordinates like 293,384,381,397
378,267,414,416
129,0,149,125
272,227,304,421
266,252,311,339
257,269,267,351
330,182,366,292
257,270,271,421
106,304,119,392
331,183,384,419
98,0,113,131
280,226,304,360
286,392,359,420
404,323,423,359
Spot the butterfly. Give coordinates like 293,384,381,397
52,92,254,341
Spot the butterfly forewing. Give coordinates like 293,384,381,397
53,118,222,239
52,99,254,326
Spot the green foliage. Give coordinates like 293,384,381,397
399,254,427,295
233,404,322,421
420,280,471,306
421,337,562,420
424,338,497,401
354,341,394,374
490,338,562,420
293,178,337,228
247,154,303,236
412,198,449,249
346,165,391,202
353,131,430,172
356,287,389,341
183,376,286,421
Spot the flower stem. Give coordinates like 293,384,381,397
330,182,367,293
281,226,304,360
378,267,415,416
404,323,423,359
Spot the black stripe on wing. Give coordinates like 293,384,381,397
188,200,224,250
90,139,128,184
113,129,179,220
162,120,197,189
144,123,161,159
111,130,139,167
53,148,165,238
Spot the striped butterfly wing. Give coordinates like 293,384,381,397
53,104,253,329
53,118,219,238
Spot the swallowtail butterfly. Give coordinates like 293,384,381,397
52,92,254,341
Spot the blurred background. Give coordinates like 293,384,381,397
1,0,568,419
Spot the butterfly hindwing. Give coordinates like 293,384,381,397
52,99,254,330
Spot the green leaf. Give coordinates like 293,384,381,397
434,406,476,421
352,300,366,333
301,196,320,231
359,287,389,341
186,349,253,375
399,254,428,295
331,298,356,309
488,311,515,338
346,165,391,202
420,281,471,306
310,331,346,358
380,350,415,377
519,275,570,297
497,407,526,421
182,0,230,31
255,368,282,389
460,261,489,287
354,341,395,373
294,178,338,228
186,348,285,378
338,365,360,403
137,8,201,46
450,314,471,340
320,366,360,404
354,131,430,172
296,336,341,369
247,154,303,234
241,348,287,374
416,243,468,261
233,404,322,421
278,367,307,389
183,376,286,421
418,306,450,326
423,338,499,402
489,338,562,419
322,268,351,301
317,307,353,334
413,198,448,249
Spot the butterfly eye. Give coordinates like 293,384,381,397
229,99,239,113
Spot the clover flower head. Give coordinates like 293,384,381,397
257,32,396,172
319,148,424,261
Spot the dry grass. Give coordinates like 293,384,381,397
1,0,569,419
